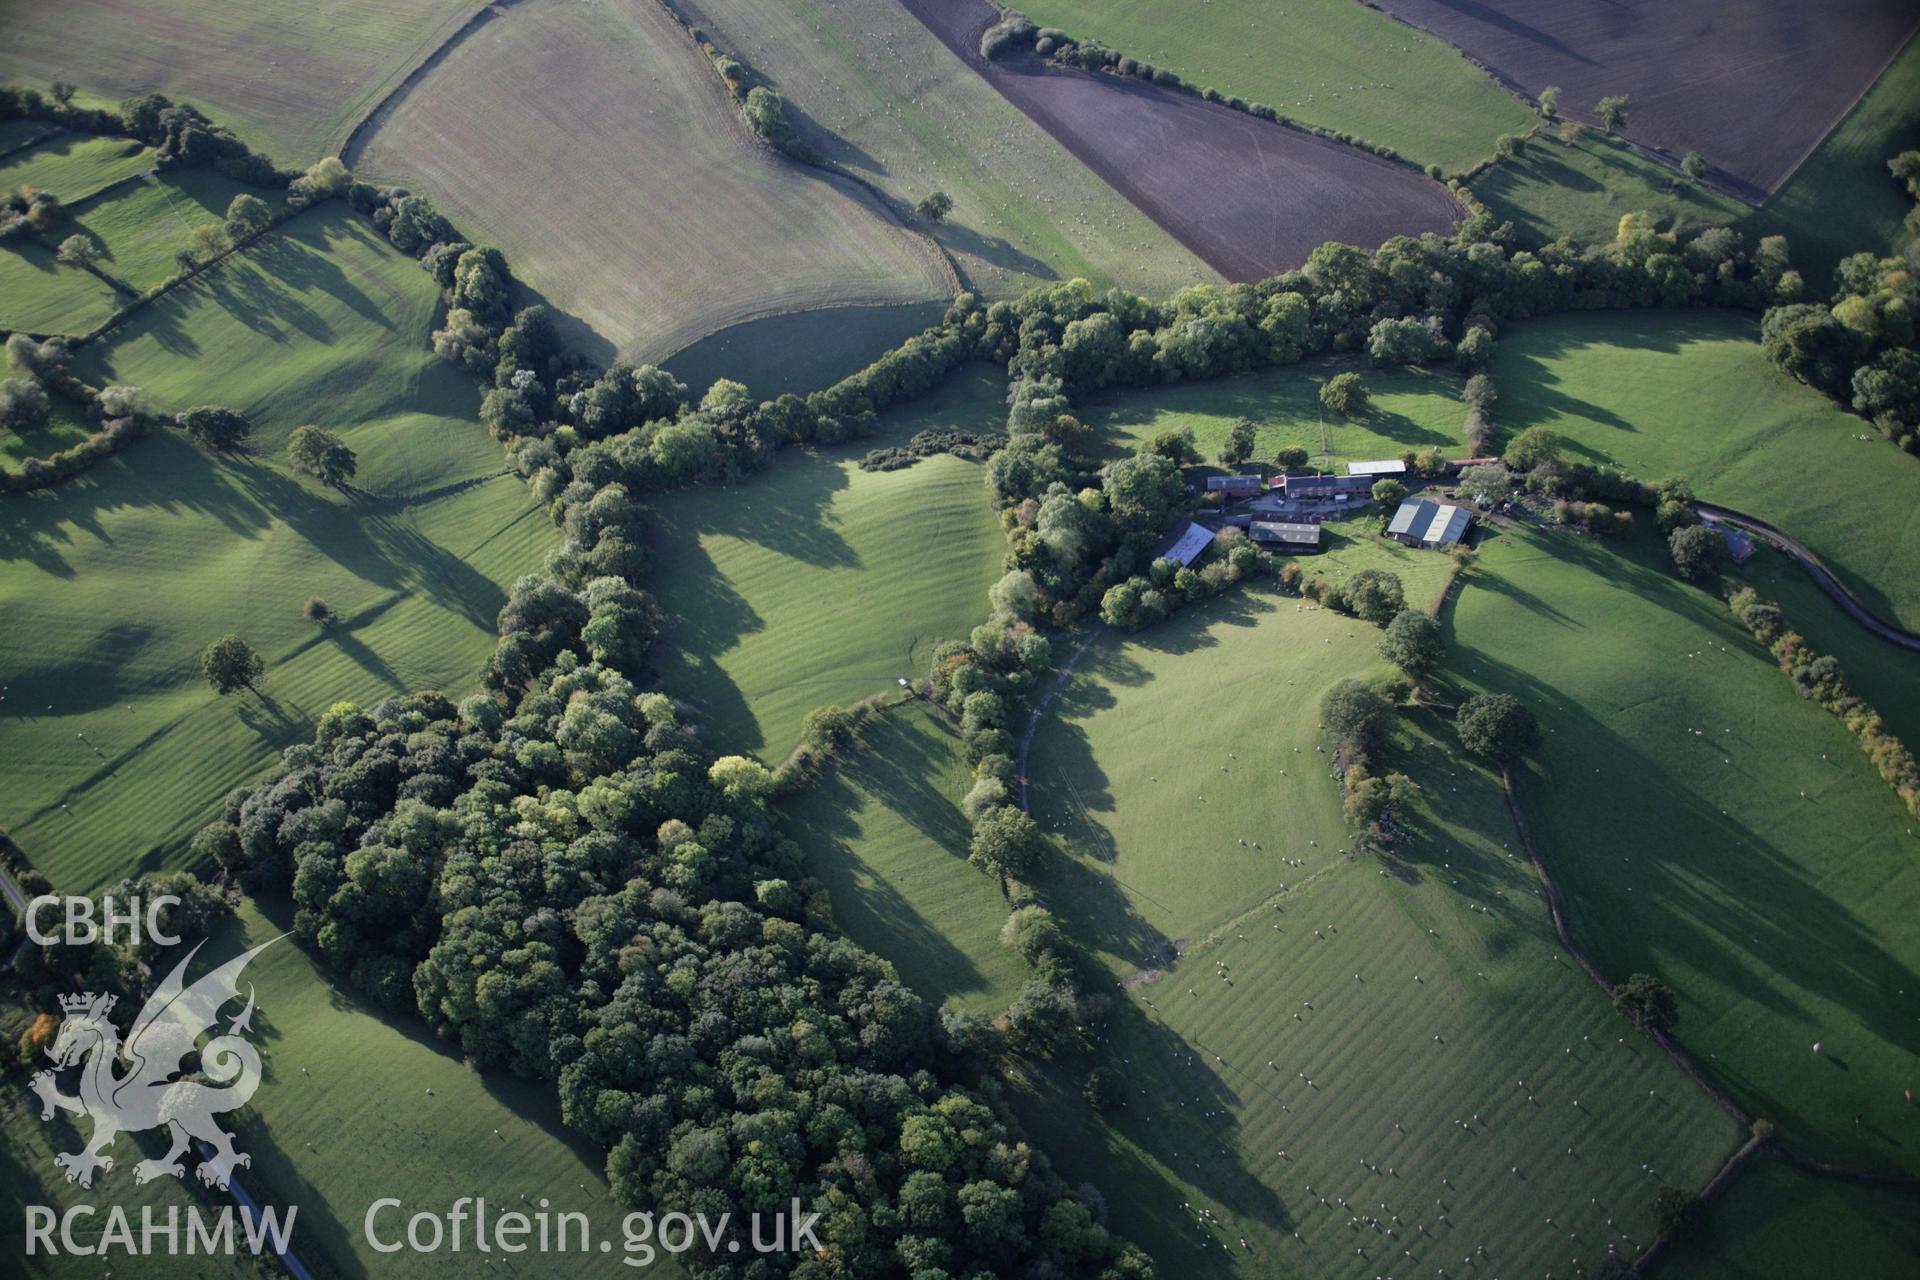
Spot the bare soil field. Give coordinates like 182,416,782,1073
1372,0,1920,200
669,0,1217,297
0,0,480,160
901,0,1460,280
354,0,952,361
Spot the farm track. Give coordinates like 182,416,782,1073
899,0,1461,281
1695,502,1920,651
338,0,508,172
1016,623,1104,813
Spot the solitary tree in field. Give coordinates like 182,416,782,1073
1891,150,1920,200
1321,371,1368,418
1345,568,1405,624
1455,692,1540,761
1651,1186,1702,1242
1538,85,1560,118
1321,679,1392,755
1613,972,1679,1033
0,376,50,429
50,81,76,105
1218,417,1256,466
1681,152,1708,180
55,233,98,268
1274,444,1310,471
201,635,265,696
186,222,229,263
287,424,357,487
303,596,331,625
969,806,1049,884
1595,94,1630,132
1456,463,1510,509
916,190,954,224
1370,476,1407,516
222,193,272,242
1379,609,1444,680
177,405,252,451
1668,523,1724,581
1503,425,1562,471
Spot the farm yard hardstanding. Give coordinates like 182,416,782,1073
3,2,1920,1279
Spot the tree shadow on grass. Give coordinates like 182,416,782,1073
1007,1003,1291,1278
1439,523,1920,1168
781,711,1005,1008
0,430,275,576
202,906,611,1278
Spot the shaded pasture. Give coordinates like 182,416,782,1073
780,703,1029,1014
900,0,1461,281
1374,0,1920,200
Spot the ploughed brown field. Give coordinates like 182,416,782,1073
1373,0,1920,201
900,0,1461,281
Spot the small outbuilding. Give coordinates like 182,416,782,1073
1712,522,1758,564
1346,459,1407,478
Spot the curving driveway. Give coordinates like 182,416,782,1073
1696,502,1920,651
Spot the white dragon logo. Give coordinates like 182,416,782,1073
28,938,278,1190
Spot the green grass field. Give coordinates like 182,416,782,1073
206,901,659,1279
660,300,951,400
781,702,1030,1013
1084,358,1468,468
645,363,1009,762
1479,40,1920,293
1652,1157,1920,1280
685,0,1217,298
1014,0,1535,174
0,203,555,894
1026,564,1444,975
0,133,153,202
1472,131,1746,250
0,169,276,335
1493,309,1920,629
0,0,483,161
0,396,96,468
354,0,950,363
0,1094,255,1279
1446,521,1920,1175
1011,579,1737,1278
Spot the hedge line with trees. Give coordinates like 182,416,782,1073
0,333,153,492
1726,585,1920,818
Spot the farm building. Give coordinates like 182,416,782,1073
1249,520,1323,550
1206,474,1264,497
1278,473,1374,499
1386,498,1473,549
1162,522,1217,566
1711,522,1758,564
1347,459,1407,478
